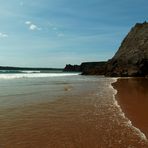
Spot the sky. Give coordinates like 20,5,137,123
0,0,148,68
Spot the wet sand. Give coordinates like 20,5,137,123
113,78,148,138
0,76,148,147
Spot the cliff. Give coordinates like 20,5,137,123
63,62,106,74
64,22,148,77
63,64,81,72
81,62,106,75
106,22,148,77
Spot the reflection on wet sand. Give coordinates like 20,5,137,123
113,78,148,138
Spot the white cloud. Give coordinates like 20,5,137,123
0,32,8,38
25,21,31,25
30,24,38,30
25,21,41,31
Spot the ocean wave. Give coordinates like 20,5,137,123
110,79,148,142
21,71,41,73
0,70,41,74
0,73,80,79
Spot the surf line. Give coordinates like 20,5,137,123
110,78,148,142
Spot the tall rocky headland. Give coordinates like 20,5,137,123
106,22,148,77
64,22,148,77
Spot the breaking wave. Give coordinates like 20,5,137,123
110,79,148,142
0,73,80,79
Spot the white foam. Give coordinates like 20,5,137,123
110,78,148,142
0,73,79,79
21,71,41,73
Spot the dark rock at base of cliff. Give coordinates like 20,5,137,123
106,59,148,77
81,62,106,75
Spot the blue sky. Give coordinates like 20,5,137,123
0,0,147,68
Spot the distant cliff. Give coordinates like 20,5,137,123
63,62,106,75
81,62,106,75
63,64,81,72
106,22,148,77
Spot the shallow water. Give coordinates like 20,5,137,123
113,78,148,139
0,74,148,148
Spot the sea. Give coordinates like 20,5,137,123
0,70,148,148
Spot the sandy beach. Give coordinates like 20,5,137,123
0,76,148,147
113,78,148,138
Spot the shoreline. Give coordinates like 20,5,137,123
0,76,148,147
112,78,148,141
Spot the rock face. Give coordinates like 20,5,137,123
81,62,106,75
63,64,81,72
63,62,106,75
64,22,148,77
106,22,148,77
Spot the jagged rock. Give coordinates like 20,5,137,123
81,62,106,75
63,64,81,72
106,22,148,77
63,62,106,74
